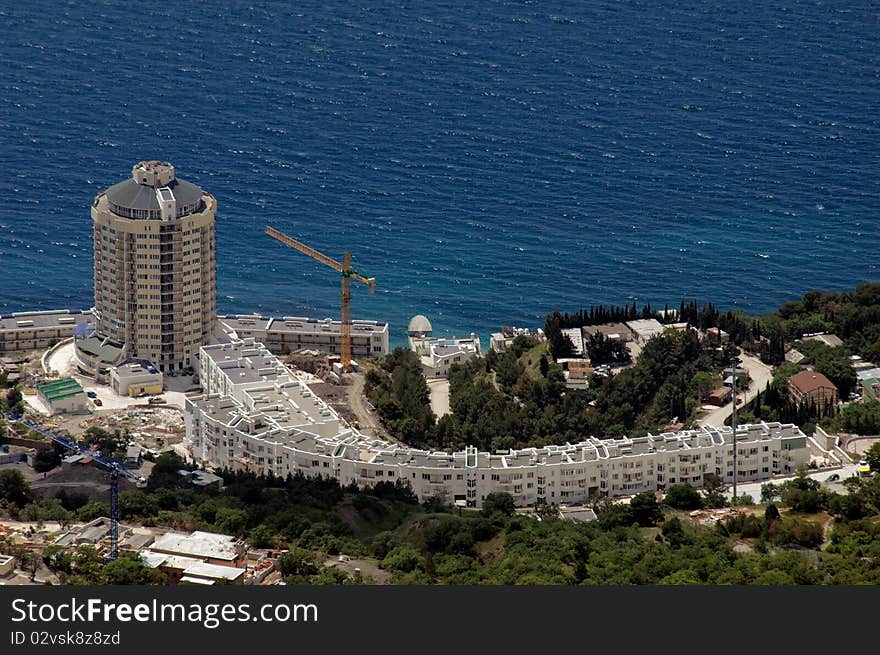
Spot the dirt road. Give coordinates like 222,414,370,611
346,373,386,438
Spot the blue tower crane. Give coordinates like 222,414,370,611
3,412,144,561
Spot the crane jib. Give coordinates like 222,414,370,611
265,224,377,371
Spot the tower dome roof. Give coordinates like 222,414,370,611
407,315,433,335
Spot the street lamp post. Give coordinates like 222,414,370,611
731,356,738,502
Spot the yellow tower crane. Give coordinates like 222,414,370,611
265,225,376,372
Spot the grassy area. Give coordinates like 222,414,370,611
518,341,551,380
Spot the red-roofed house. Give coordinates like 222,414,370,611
787,370,838,409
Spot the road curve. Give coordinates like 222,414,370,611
696,353,773,428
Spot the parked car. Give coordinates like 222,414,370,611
93,398,103,406
86,390,97,398
825,473,840,483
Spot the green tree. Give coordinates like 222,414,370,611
701,473,727,509
278,547,319,579
595,502,635,529
660,517,687,548
780,473,827,513
381,544,425,574
0,469,32,506
761,483,780,503
482,492,515,517
663,484,703,511
658,569,701,585
248,524,277,549
864,442,880,472
32,447,61,473
5,386,24,413
629,492,662,527
102,553,167,585
147,451,190,491
690,371,714,402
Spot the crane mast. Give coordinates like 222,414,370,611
4,412,140,562
265,226,375,371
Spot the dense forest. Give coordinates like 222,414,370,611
4,458,880,585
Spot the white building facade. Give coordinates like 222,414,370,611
409,334,482,378
186,339,810,509
217,315,389,359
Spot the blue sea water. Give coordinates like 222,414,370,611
1,0,878,347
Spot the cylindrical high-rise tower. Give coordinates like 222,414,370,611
90,161,216,373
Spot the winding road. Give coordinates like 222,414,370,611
696,353,774,428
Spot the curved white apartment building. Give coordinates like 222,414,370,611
186,339,810,508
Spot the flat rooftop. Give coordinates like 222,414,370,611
37,377,84,401
0,309,93,332
626,318,665,336
202,340,290,385
218,315,387,336
182,561,246,581
583,322,630,337
115,360,161,377
150,530,240,561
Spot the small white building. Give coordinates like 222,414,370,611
582,323,631,343
180,561,246,585
110,360,163,396
125,445,142,468
489,327,545,352
0,309,94,355
802,333,844,348
626,319,665,343
36,377,89,415
149,530,246,567
410,334,482,378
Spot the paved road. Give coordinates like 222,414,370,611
427,378,451,418
697,353,773,428
725,462,860,502
44,341,76,378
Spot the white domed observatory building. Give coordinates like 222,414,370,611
79,161,217,375
407,314,481,379
407,314,433,338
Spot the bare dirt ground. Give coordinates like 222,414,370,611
322,555,391,584
28,463,141,501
